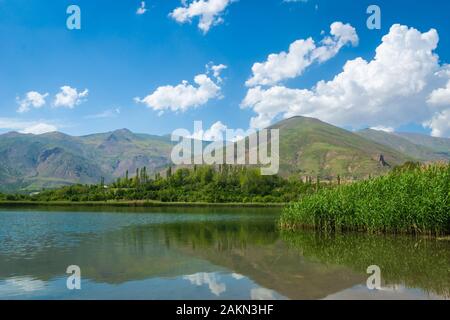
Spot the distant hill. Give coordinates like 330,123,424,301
1,117,443,192
396,132,450,159
357,129,450,161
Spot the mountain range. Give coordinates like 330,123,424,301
0,129,173,192
0,116,448,192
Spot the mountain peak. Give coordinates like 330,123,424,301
268,115,334,131
39,131,72,139
103,128,135,145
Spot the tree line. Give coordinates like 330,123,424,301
19,165,327,203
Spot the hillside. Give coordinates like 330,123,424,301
0,129,173,192
271,117,411,179
357,129,450,161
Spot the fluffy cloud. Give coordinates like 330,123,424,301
135,66,225,113
136,1,147,15
19,123,58,135
0,118,58,135
53,86,89,109
425,110,450,137
188,120,250,142
16,91,49,113
242,24,450,137
427,79,450,107
207,63,227,83
246,22,358,87
170,0,233,34
190,121,227,141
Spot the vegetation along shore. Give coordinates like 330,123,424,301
0,166,323,204
280,163,450,235
1,162,449,236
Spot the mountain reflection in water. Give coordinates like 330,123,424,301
0,207,448,300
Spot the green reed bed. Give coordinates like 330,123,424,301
280,164,450,235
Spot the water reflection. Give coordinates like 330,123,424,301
0,277,47,297
184,273,227,297
0,207,448,300
282,232,450,298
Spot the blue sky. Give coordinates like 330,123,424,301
0,0,449,137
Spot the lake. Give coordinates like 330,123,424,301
0,206,448,300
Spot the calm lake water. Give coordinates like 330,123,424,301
0,206,448,300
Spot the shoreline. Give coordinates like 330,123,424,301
0,200,286,208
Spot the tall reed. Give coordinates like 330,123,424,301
280,163,450,235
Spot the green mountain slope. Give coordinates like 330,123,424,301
79,129,173,178
356,129,450,161
271,117,411,179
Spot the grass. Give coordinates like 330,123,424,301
280,163,450,235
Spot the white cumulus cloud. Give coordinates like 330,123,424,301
241,24,450,138
0,118,58,135
135,66,226,113
207,63,227,83
246,22,358,87
53,86,89,109
190,120,228,141
16,91,49,113
424,109,450,137
170,0,233,34
427,79,450,107
188,121,250,142
20,123,58,135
